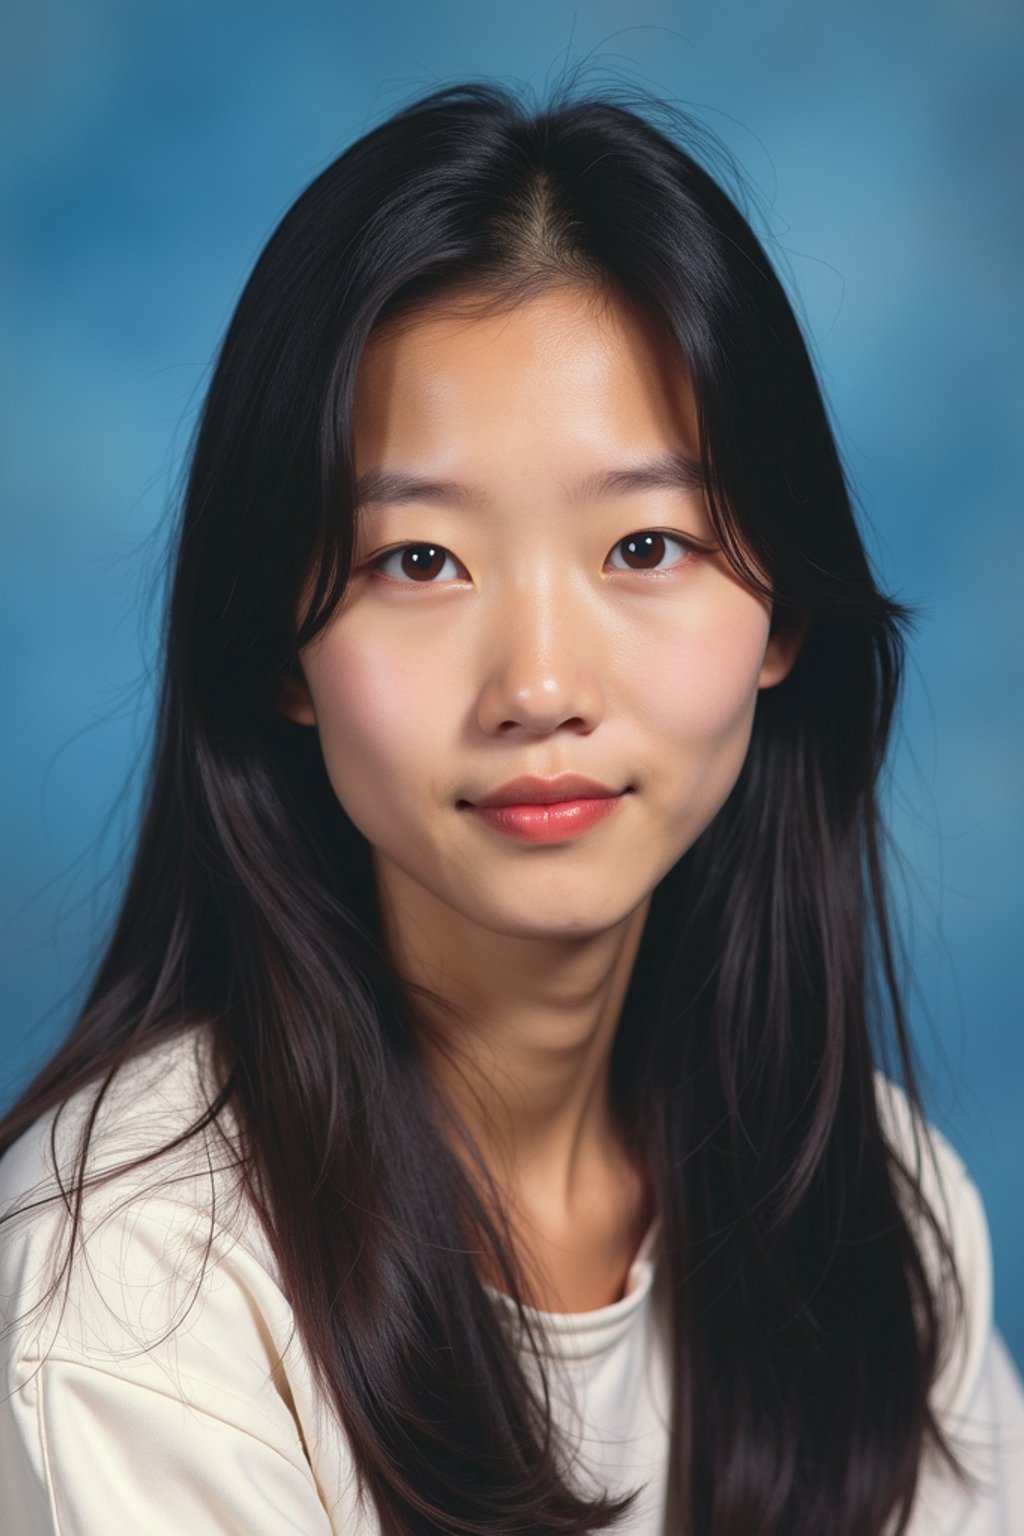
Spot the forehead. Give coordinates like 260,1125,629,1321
351,284,701,471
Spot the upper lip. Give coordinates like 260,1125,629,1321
467,775,625,808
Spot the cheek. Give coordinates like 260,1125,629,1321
628,594,770,764
303,626,443,830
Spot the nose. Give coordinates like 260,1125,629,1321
474,573,606,737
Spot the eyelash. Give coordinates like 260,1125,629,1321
365,531,700,585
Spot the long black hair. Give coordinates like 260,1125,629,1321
1,80,977,1533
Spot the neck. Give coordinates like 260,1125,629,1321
374,855,651,1221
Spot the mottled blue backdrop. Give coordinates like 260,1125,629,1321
2,1,1021,1363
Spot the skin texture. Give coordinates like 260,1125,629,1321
282,284,801,1309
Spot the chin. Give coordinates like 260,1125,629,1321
466,895,648,943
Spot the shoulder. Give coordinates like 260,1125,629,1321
872,1077,1024,1528
0,1027,237,1218
0,1032,346,1533
872,1070,993,1421
0,1028,272,1361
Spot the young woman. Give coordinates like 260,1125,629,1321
1,82,1021,1536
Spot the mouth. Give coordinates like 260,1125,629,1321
460,775,631,810
457,780,633,844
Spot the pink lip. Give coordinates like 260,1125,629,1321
459,776,630,845
467,774,623,809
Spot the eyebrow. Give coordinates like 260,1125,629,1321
353,450,707,513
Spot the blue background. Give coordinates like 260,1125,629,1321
2,3,1021,1365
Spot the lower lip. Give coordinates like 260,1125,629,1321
466,795,626,843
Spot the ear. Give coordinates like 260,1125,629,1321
277,674,318,726
758,611,809,690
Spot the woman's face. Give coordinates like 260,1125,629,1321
285,285,799,942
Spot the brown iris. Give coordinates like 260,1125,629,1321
618,532,670,569
398,544,447,581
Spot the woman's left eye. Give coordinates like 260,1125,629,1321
606,531,693,572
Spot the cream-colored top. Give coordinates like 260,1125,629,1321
0,1030,1021,1534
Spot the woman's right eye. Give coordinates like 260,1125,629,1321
370,543,465,583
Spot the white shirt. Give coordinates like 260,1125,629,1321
0,1029,1021,1534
